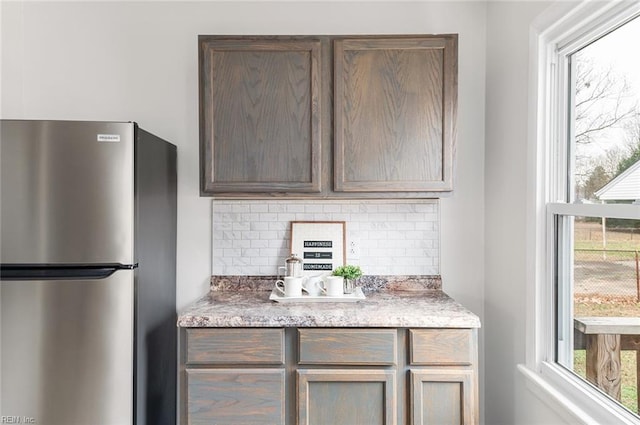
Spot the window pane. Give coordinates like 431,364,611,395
571,16,640,203
557,215,640,415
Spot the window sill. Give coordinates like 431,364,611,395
518,363,639,425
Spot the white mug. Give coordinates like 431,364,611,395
275,276,303,297
322,276,344,297
302,275,325,297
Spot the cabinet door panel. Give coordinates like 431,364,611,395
410,368,476,425
334,36,457,192
200,38,322,193
187,368,285,425
297,369,396,425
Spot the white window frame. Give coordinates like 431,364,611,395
523,1,640,424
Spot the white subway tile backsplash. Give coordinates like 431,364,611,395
396,222,415,231
259,231,278,240
230,204,247,213
243,213,261,222
323,204,342,213
250,204,268,213
268,221,289,231
286,204,306,213
260,213,279,222
232,239,250,249
241,248,260,257
216,222,232,231
370,213,390,222
250,239,269,249
350,213,369,222
268,203,286,213
415,221,433,231
378,204,398,213
277,213,297,222
250,222,269,231
212,200,439,276
250,256,269,266
232,221,250,231
259,247,280,258
414,203,436,213
268,239,283,248
241,231,259,240
224,246,241,255
387,214,408,222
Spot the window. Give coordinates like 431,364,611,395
529,2,640,423
555,15,640,417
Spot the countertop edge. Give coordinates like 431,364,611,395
177,317,482,329
177,288,481,329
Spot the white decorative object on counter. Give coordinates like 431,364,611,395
269,287,365,303
290,221,346,275
322,275,345,297
274,276,304,297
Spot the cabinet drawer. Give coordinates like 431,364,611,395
298,329,397,365
186,328,284,365
187,368,285,424
409,329,473,365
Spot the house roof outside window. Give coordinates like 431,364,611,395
594,159,640,203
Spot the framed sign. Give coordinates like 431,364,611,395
290,221,346,275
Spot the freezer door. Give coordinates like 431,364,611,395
0,120,134,264
0,270,134,425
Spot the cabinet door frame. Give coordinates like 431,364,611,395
334,35,457,192
297,369,397,425
409,368,477,425
199,37,323,194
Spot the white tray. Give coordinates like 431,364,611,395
269,287,365,303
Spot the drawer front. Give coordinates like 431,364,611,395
410,329,473,365
186,328,284,365
298,329,397,365
187,368,285,424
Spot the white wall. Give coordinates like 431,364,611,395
485,2,572,424
1,0,489,420
0,0,486,317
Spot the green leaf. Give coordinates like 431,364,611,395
331,265,363,280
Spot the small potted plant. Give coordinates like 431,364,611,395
332,265,363,294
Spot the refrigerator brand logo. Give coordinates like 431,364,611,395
0,416,35,424
97,134,121,142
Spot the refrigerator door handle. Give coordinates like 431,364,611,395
0,263,137,280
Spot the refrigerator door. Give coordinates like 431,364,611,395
0,120,135,265
0,270,134,425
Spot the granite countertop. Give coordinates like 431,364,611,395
178,275,481,329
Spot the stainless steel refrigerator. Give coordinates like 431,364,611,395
0,120,177,425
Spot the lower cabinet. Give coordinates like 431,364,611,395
182,327,478,425
408,329,478,425
409,369,475,425
297,369,396,425
187,369,285,425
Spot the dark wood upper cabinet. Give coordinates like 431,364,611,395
199,35,457,198
334,36,457,192
199,37,322,194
